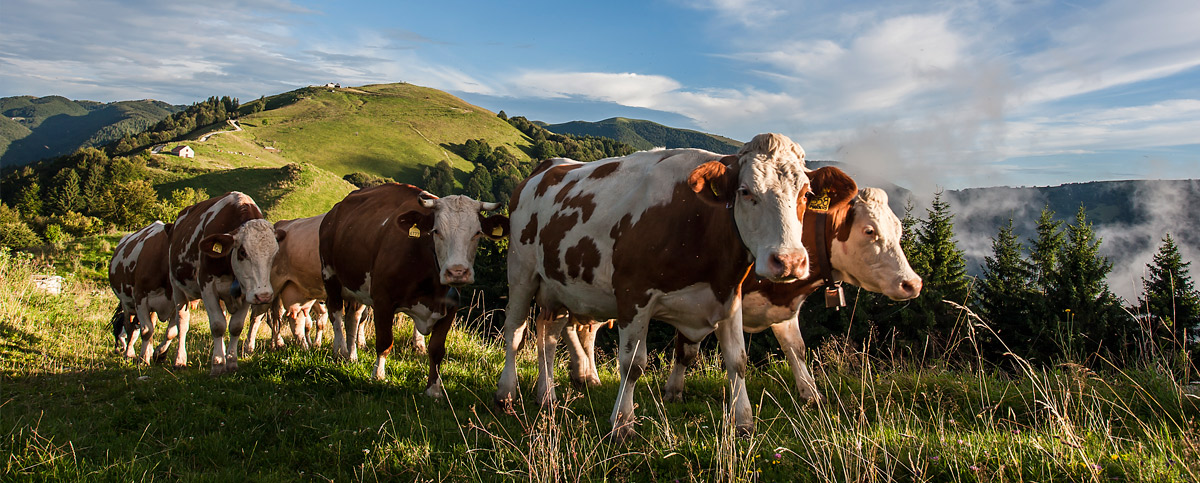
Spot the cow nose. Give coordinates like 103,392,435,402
254,292,273,304
767,251,808,280
900,278,923,298
444,266,472,285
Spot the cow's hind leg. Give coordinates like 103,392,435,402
566,319,602,388
534,309,570,407
663,331,702,402
245,303,270,354
716,309,753,436
493,274,538,413
223,302,250,373
322,274,352,359
371,302,396,381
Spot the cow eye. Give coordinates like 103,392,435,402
863,226,876,237
737,187,757,204
429,228,442,238
238,247,247,258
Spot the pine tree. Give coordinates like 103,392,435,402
1024,206,1065,360
1048,205,1129,359
47,168,81,215
1139,234,1200,355
977,219,1039,360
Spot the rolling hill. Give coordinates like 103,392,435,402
0,96,182,168
542,117,742,154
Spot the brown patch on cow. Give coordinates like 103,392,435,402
609,213,633,241
588,161,621,179
534,163,584,198
520,213,540,245
560,192,598,223
564,236,601,283
554,180,579,203
609,179,753,328
538,212,580,284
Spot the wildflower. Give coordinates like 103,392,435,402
929,456,940,462
1090,464,1101,471
363,449,370,454
1110,455,1119,461
775,453,782,460
969,465,981,472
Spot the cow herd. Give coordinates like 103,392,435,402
108,133,921,440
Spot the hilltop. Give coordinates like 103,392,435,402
0,96,182,168
542,117,742,154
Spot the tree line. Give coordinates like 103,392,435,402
109,96,240,155
795,191,1199,372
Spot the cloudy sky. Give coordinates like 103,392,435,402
3,0,1199,191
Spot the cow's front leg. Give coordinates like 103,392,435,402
423,313,455,399
565,320,602,388
494,278,537,413
770,315,823,403
131,303,157,364
609,312,650,443
223,302,251,373
203,292,231,375
716,307,753,436
372,303,396,381
663,332,702,402
410,315,427,355
245,304,269,354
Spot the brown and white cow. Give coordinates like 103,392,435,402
561,170,923,404
244,214,334,352
109,220,176,363
494,133,813,439
319,183,508,398
165,191,282,374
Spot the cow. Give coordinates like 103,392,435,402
244,214,332,353
165,191,282,374
494,133,813,440
108,221,176,362
319,183,508,398
561,170,923,404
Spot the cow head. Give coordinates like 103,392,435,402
689,133,812,282
398,194,508,286
829,187,922,300
199,218,282,304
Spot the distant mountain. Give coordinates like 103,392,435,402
542,117,743,154
0,95,182,168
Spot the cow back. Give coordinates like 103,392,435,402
168,191,265,297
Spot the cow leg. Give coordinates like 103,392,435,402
311,302,328,346
120,310,138,359
131,302,157,364
410,314,427,355
323,275,351,359
770,316,823,403
534,310,569,407
372,303,396,381
346,302,365,361
357,308,370,349
157,300,191,368
565,319,602,388
245,304,269,354
610,312,650,442
423,313,455,399
663,332,702,402
493,278,537,412
270,299,287,349
224,302,250,373
203,292,233,375
715,308,753,436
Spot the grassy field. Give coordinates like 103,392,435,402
3,248,1198,482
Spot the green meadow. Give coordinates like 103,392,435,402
3,245,1197,482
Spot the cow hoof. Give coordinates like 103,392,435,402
209,364,226,376
493,394,516,415
173,359,187,369
735,423,755,439
153,351,169,364
570,375,601,389
412,345,427,356
609,423,637,444
226,360,239,372
424,385,445,399
662,389,684,403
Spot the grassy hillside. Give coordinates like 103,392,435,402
0,96,181,168
155,162,356,222
2,248,1198,481
543,117,743,154
229,83,533,186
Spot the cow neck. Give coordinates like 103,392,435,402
810,208,844,309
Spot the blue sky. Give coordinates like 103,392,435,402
3,0,1199,190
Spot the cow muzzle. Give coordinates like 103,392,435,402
759,249,809,282
890,277,922,301
442,265,473,286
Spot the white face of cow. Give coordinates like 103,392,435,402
421,195,505,286
830,188,922,300
732,136,812,282
223,219,280,304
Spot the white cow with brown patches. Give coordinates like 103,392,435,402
163,191,282,375
495,133,814,440
109,221,176,363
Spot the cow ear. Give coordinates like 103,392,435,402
807,166,858,212
200,233,236,258
275,228,287,243
162,223,174,235
480,214,510,240
394,210,434,238
687,155,739,206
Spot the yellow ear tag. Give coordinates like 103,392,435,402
808,189,831,211
710,183,721,197
408,224,421,238
212,242,223,254
491,226,504,237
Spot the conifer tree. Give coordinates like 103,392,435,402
1047,205,1129,358
47,168,81,215
977,219,1039,359
886,191,969,345
1139,234,1200,356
